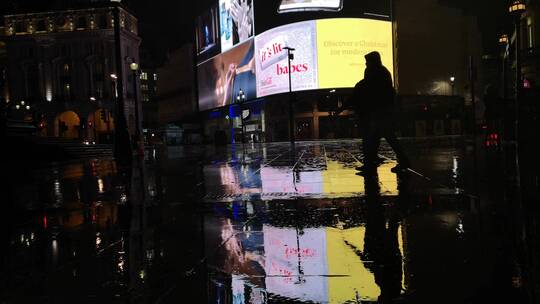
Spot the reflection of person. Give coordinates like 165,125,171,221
350,51,410,173
230,0,253,43
362,171,404,303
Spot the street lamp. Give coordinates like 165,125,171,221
236,88,246,143
284,46,295,145
129,61,143,155
509,0,526,99
499,34,509,100
450,76,455,96
509,0,526,144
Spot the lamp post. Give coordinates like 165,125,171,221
284,46,295,145
112,4,132,165
450,76,455,96
130,61,143,155
508,1,527,295
499,34,509,100
509,0,526,134
236,88,246,144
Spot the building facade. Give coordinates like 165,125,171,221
2,2,141,143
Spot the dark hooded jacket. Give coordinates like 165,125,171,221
351,51,396,117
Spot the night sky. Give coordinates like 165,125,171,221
1,0,511,66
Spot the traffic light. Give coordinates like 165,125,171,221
100,110,106,121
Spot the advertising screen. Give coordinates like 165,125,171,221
196,6,219,55
254,18,392,98
219,0,255,52
316,18,393,89
254,20,319,98
278,0,343,13
198,17,393,111
197,39,257,111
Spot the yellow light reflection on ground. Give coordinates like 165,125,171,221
322,160,398,195
326,227,381,302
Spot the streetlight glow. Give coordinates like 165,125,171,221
499,34,509,45
130,62,139,71
509,1,526,14
110,73,117,80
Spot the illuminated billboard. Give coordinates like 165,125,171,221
219,0,255,52
197,39,257,111
196,6,219,56
254,20,319,98
198,17,393,111
316,18,393,89
254,18,393,98
278,0,343,13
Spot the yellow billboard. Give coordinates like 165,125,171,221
317,18,394,89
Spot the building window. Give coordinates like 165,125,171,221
77,16,87,29
153,73,158,81
141,84,149,91
36,19,46,32
527,18,534,49
98,14,108,29
15,21,26,33
63,64,70,75
141,72,148,80
143,94,149,102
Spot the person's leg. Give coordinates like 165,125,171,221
384,132,410,168
361,121,381,169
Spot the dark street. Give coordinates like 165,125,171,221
2,138,539,303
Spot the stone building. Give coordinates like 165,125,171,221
1,1,141,143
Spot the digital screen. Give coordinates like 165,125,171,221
219,0,255,52
197,39,257,111
254,20,319,98
278,0,343,13
254,18,393,98
316,18,393,89
198,17,393,111
196,6,219,55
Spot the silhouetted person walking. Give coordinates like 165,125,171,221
351,51,410,173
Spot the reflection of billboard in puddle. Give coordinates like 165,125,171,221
263,225,392,302
260,161,397,198
260,167,322,196
264,225,328,302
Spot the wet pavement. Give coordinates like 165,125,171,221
2,138,539,303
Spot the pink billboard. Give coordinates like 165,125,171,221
254,20,319,98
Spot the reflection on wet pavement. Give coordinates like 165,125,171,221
2,140,538,303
